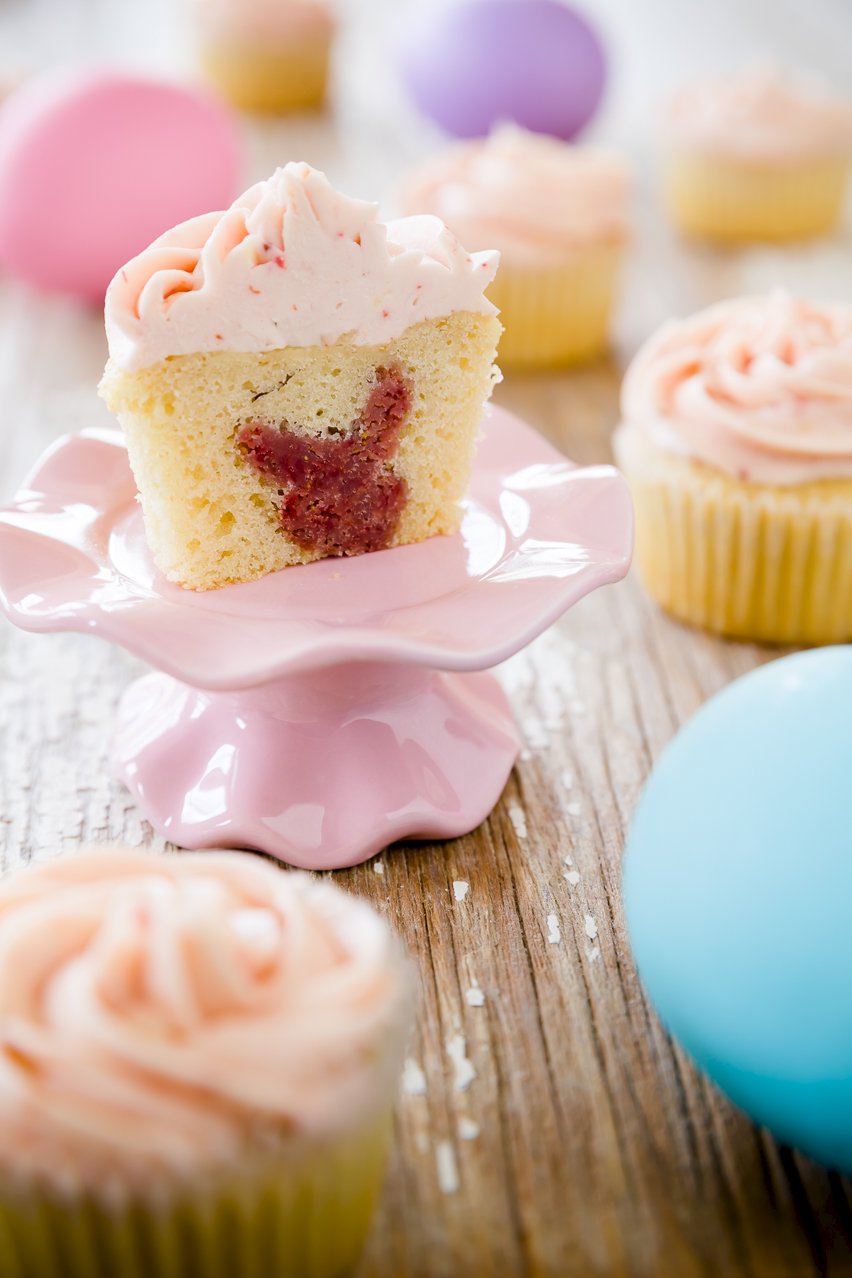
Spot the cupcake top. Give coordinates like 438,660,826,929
664,67,852,162
105,162,499,374
397,125,630,264
621,293,852,486
191,0,335,44
0,848,409,1197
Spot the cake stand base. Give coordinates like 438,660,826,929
113,662,520,869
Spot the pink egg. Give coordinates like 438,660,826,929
0,71,243,303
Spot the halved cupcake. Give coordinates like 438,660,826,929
99,163,501,590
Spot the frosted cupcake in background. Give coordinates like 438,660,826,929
662,67,852,242
614,292,852,645
398,126,631,370
0,848,411,1278
190,0,336,114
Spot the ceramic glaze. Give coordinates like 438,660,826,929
0,407,633,866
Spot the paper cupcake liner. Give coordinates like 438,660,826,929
489,243,623,370
663,150,849,242
197,38,330,112
615,428,852,645
0,1114,391,1278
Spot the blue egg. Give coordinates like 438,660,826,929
624,647,852,1173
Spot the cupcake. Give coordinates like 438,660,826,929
99,162,501,591
0,847,411,1278
663,67,852,242
614,292,852,645
398,125,630,370
190,0,335,114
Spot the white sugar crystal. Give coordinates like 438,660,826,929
436,1141,459,1194
402,1058,427,1097
446,1034,476,1091
564,870,580,887
508,804,528,839
465,985,485,1007
453,880,469,902
547,913,561,945
458,1118,480,1141
584,913,598,941
373,860,384,875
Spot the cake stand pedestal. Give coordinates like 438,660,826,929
0,407,632,869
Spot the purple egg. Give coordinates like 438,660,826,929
399,0,607,141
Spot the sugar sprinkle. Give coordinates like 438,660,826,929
436,1141,459,1194
447,1034,476,1091
508,804,528,839
402,1058,427,1097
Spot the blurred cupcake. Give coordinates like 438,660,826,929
614,293,852,645
398,125,630,369
663,67,852,242
190,0,335,114
0,848,410,1278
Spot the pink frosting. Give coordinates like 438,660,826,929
0,849,409,1196
397,126,630,264
105,163,499,373
620,293,852,486
191,0,335,45
665,67,852,162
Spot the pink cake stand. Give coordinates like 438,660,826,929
0,407,632,869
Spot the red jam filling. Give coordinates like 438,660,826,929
238,367,411,557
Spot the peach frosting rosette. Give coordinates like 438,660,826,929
615,293,852,644
105,162,499,374
398,126,630,368
621,293,852,486
0,848,410,1198
665,67,852,162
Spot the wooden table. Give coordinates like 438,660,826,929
3,4,852,1272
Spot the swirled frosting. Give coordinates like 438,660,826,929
0,849,409,1197
620,293,852,486
192,0,334,45
665,67,852,162
105,163,499,373
397,126,630,264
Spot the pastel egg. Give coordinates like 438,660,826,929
624,647,852,1172
398,0,606,140
0,71,242,303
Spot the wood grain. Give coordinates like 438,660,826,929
2,2,852,1271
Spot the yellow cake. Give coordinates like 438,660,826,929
614,293,852,646
99,163,501,591
398,125,630,370
190,0,335,114
663,68,852,243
